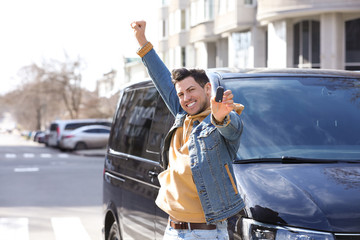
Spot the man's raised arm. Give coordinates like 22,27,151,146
130,20,181,116
131,20,148,47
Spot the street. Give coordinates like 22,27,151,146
0,133,104,240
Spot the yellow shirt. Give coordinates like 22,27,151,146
155,109,211,223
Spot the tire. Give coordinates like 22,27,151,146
74,142,87,150
108,221,121,240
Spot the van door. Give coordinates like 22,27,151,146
107,85,160,239
146,95,175,239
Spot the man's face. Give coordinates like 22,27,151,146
175,76,211,115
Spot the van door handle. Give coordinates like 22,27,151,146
148,171,158,177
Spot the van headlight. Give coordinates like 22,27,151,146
242,218,334,240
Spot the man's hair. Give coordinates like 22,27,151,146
171,68,209,88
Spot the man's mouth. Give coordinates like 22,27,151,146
187,102,196,108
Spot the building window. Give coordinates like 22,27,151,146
181,47,186,67
265,29,268,67
181,9,186,30
191,0,214,26
173,9,187,33
161,20,167,38
345,18,360,70
244,0,253,5
218,0,235,14
169,12,175,35
233,31,252,68
293,20,320,68
204,0,214,20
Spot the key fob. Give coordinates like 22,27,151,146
215,86,224,102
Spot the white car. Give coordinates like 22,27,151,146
47,119,111,148
59,125,111,151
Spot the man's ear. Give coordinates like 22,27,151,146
205,82,212,96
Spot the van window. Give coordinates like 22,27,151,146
65,123,86,130
50,124,58,131
109,87,158,159
146,95,174,155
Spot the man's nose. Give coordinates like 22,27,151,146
184,93,191,101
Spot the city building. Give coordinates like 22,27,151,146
123,58,148,84
158,0,360,71
97,70,117,98
97,58,148,97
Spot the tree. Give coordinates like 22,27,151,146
79,90,118,119
44,55,84,119
17,63,47,130
3,55,117,131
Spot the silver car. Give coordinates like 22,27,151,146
59,125,111,150
48,119,111,148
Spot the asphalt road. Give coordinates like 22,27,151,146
0,133,105,240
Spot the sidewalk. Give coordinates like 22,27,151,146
0,133,41,147
0,133,107,157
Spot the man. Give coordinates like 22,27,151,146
131,20,245,240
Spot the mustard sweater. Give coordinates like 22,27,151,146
155,109,211,223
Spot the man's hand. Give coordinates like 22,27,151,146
211,90,235,123
131,20,148,47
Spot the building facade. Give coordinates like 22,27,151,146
97,70,117,98
158,0,360,71
97,58,149,97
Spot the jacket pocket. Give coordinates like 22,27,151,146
198,127,219,151
224,164,238,195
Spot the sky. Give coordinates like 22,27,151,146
0,0,159,95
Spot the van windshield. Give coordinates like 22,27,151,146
225,76,360,161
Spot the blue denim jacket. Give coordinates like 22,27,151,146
142,48,245,224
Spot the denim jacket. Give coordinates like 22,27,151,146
142,48,245,224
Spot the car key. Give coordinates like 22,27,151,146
215,86,224,102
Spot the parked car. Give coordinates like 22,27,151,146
102,68,360,240
59,125,111,151
35,131,46,143
47,119,111,148
32,131,44,142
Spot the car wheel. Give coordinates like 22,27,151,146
108,221,121,240
74,142,87,150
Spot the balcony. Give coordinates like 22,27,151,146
189,21,216,43
214,1,256,34
257,0,360,23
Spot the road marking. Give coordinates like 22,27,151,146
3,153,76,159
51,161,66,166
14,167,39,173
123,214,154,240
0,217,93,240
0,218,29,240
51,217,91,240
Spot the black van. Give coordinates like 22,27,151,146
102,68,360,240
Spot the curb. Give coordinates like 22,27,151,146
74,149,106,157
